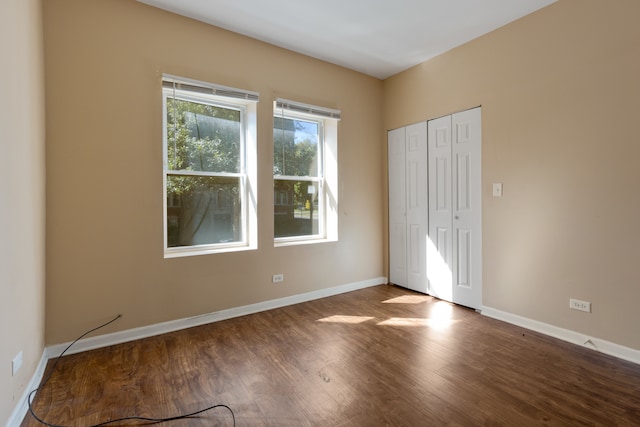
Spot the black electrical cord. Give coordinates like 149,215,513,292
27,314,236,427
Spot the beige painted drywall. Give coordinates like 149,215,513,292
384,0,640,350
0,0,46,424
43,0,384,345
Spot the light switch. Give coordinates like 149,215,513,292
492,183,503,197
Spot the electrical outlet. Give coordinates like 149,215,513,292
12,351,23,376
570,298,591,313
272,274,284,283
492,182,503,197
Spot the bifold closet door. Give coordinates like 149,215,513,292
404,122,428,293
387,123,428,293
427,115,453,302
427,107,482,309
388,127,406,287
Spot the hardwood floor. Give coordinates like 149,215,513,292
22,285,640,426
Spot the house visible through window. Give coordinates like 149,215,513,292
163,75,258,257
273,99,340,245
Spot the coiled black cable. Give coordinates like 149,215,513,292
27,314,235,426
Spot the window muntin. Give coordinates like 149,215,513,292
163,76,257,256
273,100,339,244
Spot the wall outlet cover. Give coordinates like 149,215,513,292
12,351,23,376
570,298,591,313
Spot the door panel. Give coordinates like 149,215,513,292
405,123,428,293
451,108,482,309
428,107,482,309
435,157,449,211
409,223,420,275
456,153,470,212
388,128,406,287
427,116,453,301
456,228,471,287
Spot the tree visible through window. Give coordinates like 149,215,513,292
163,76,258,256
273,115,322,238
273,99,340,243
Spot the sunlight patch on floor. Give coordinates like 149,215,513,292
382,295,430,304
378,300,457,329
317,315,375,324
377,317,458,329
431,300,454,318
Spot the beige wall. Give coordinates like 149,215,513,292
0,0,46,424
384,0,640,350
43,0,384,344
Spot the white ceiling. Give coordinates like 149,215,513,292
138,0,556,79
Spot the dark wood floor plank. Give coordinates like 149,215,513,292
22,285,640,426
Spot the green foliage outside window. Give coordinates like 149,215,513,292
166,97,243,247
273,116,321,237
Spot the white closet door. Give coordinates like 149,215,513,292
388,128,406,287
451,108,482,309
427,116,453,302
405,122,428,293
427,107,482,309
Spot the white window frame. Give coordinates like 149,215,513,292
273,99,339,246
162,74,258,258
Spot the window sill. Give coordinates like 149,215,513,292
274,236,337,248
164,243,257,258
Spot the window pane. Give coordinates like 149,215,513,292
273,117,319,177
167,98,241,173
167,175,241,247
274,179,319,238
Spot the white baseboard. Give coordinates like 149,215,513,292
10,277,386,427
482,306,640,365
45,277,386,358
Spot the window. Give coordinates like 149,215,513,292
163,75,258,257
273,99,339,245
